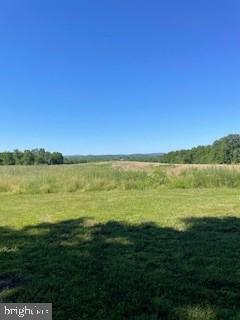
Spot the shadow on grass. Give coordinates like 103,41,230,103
0,216,240,319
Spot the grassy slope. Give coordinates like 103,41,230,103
1,187,240,319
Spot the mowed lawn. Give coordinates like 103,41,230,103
1,185,240,319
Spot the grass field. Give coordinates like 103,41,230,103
2,162,240,194
1,163,240,319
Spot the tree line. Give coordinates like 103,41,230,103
65,135,240,165
159,134,240,164
2,134,240,166
0,149,64,165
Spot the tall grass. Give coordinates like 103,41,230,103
1,164,240,194
168,167,240,188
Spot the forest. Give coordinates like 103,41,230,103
159,134,240,164
0,149,64,165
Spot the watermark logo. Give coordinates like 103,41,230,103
0,304,52,320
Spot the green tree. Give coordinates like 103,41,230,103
22,150,35,165
13,149,23,165
50,152,64,165
0,152,15,165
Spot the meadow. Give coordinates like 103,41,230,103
1,162,240,319
1,162,240,194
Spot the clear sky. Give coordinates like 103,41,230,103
1,0,240,155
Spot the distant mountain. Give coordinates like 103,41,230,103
64,153,164,164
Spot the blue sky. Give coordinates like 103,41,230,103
1,0,240,155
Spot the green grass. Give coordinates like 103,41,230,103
0,164,151,193
1,163,240,194
1,164,240,319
